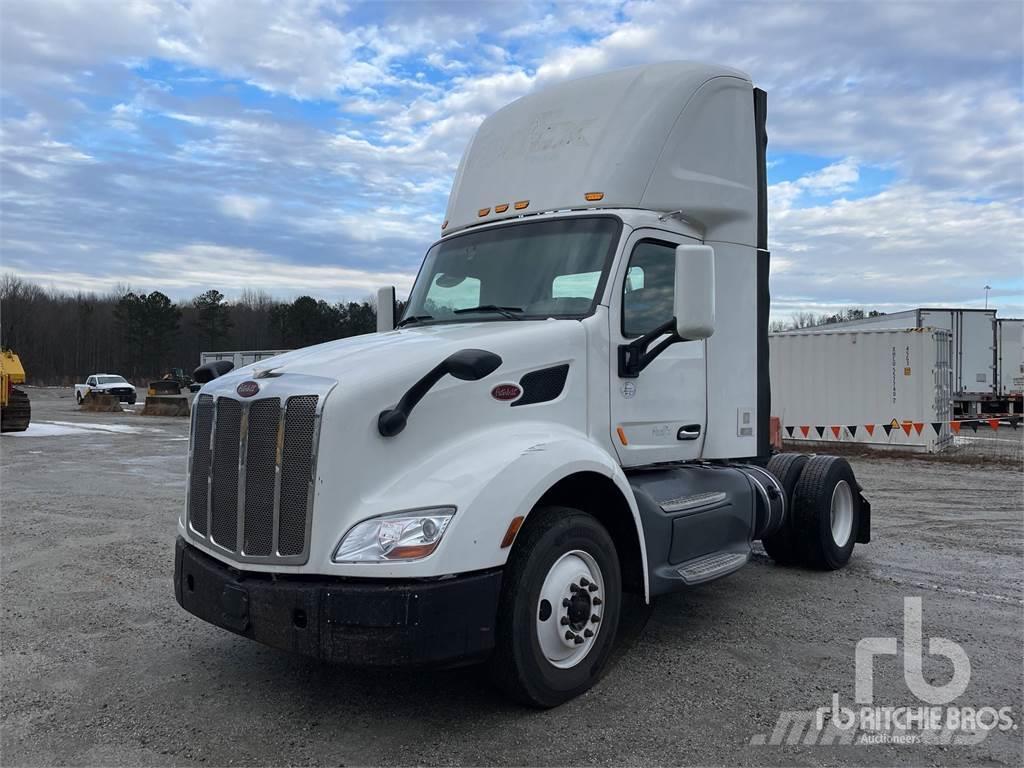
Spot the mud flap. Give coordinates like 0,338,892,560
856,493,871,544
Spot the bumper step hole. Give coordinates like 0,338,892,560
293,608,308,629
186,574,195,592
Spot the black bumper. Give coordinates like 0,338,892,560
174,538,502,667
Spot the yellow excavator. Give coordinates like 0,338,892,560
1,349,31,432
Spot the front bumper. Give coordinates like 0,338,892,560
100,388,135,402
174,538,503,667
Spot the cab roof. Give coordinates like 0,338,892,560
443,61,758,247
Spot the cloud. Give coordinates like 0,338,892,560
6,243,415,300
219,194,270,221
0,0,1021,321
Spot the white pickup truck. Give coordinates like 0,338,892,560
75,374,137,405
175,61,870,707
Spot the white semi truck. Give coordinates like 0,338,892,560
175,62,871,707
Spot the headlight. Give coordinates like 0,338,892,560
332,507,455,563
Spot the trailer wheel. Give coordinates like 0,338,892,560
761,452,809,565
792,455,861,570
489,506,621,708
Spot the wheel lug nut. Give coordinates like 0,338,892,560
584,629,594,638
580,577,590,587
591,614,600,623
588,584,598,592
570,583,580,593
593,597,602,606
565,631,574,641
562,598,570,607
573,635,584,645
560,616,569,626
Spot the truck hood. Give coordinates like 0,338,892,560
222,320,585,391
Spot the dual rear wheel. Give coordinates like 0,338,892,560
763,453,862,569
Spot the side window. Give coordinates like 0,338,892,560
87,377,96,386
622,241,675,337
423,274,481,315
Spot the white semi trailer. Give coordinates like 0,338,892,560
175,62,871,707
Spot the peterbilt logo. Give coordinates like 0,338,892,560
236,381,260,397
491,383,522,402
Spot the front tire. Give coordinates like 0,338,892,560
76,392,83,405
489,506,621,708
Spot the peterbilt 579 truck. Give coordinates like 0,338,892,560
175,62,870,707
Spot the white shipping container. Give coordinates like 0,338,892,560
199,350,291,370
810,308,996,396
770,328,953,452
995,318,1024,396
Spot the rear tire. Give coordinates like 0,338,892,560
1,388,31,433
761,452,809,565
792,455,861,570
489,506,622,708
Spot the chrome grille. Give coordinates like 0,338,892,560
278,396,318,556
188,395,214,535
242,398,281,556
210,399,241,549
187,392,320,564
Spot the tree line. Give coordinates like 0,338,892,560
769,307,886,333
0,275,389,385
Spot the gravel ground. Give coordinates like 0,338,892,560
2,387,1022,767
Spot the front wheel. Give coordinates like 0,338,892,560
489,506,621,708
76,392,83,405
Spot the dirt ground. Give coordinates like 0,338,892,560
2,387,1022,767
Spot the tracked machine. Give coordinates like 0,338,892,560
1,349,31,433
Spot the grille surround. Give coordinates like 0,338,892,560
186,387,325,565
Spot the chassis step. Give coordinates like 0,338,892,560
676,551,749,585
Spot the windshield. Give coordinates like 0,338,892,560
402,217,620,325
97,376,126,384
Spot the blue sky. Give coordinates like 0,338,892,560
1,0,1022,320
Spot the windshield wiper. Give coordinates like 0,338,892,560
396,314,433,328
453,305,525,320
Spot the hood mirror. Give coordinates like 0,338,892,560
378,348,503,437
193,360,234,383
445,349,502,381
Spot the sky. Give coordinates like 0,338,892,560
1,0,1022,321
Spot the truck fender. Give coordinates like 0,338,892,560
367,422,650,600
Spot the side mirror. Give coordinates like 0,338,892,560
674,244,715,340
193,360,234,384
377,286,396,332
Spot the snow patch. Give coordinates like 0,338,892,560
3,421,166,437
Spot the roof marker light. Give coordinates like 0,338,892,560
494,203,509,213
478,207,490,217
441,220,448,230
514,200,529,210
585,192,604,202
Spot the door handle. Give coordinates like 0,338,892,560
677,424,701,440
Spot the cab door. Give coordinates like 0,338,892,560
609,231,707,467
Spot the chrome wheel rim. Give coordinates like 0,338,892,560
830,480,854,547
536,550,604,669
